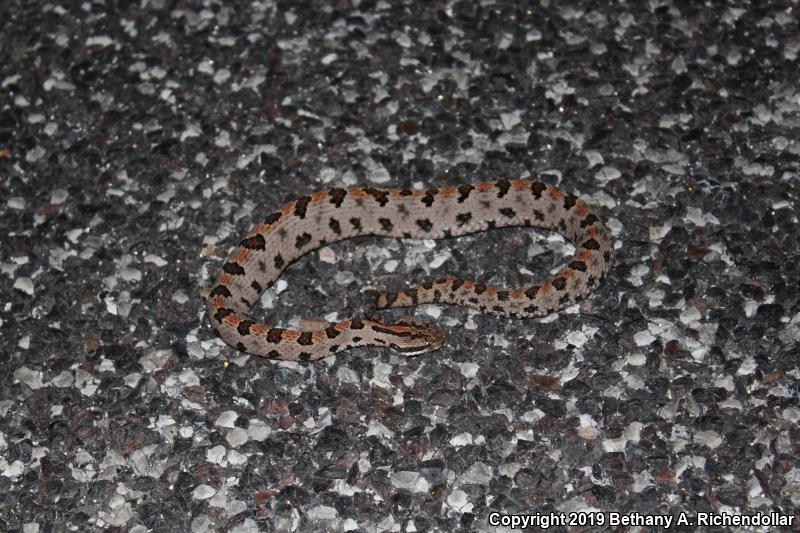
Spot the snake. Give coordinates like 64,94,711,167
207,179,613,361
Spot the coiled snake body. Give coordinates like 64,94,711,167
207,180,612,360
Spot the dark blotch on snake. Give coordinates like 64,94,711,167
210,285,232,298
240,234,266,250
582,238,600,250
531,181,547,198
457,184,474,203
266,329,284,343
264,212,282,225
329,188,347,208
422,189,438,207
295,232,312,249
213,307,234,321
496,179,511,198
378,218,393,232
499,207,516,219
580,214,599,228
237,320,254,336
363,188,389,206
293,196,312,218
223,262,245,275
568,261,588,272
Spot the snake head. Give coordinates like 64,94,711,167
387,317,447,356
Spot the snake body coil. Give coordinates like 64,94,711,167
207,180,613,360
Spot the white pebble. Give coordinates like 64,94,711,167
318,246,336,264
248,419,271,441
336,366,360,384
633,330,656,346
214,130,231,148
119,268,142,282
7,197,25,210
679,307,702,324
206,445,226,465
459,362,479,379
419,305,440,319
500,111,521,130
144,254,167,267
192,484,217,500
50,189,69,204
390,471,421,491
25,147,46,162
307,505,338,520
274,279,288,294
14,277,34,295
214,410,238,428
782,407,800,424
446,489,472,512
228,449,248,465
428,251,450,269
584,149,604,167
86,35,114,47
226,428,249,447
14,366,44,390
450,432,473,446
564,330,588,347
694,430,722,449
595,166,621,183
155,415,175,428
213,68,231,84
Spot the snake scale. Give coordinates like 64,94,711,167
207,179,613,360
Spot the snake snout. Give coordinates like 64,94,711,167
388,317,447,356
